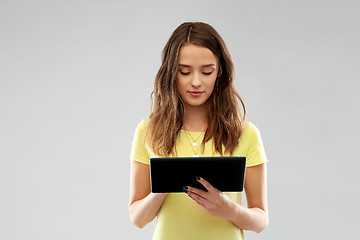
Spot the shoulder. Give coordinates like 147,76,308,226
135,118,150,131
238,121,265,147
132,118,150,140
242,121,261,138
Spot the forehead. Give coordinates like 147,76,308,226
178,44,217,66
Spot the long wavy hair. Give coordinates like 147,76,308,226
147,22,246,156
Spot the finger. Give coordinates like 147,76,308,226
196,176,216,192
186,186,208,199
187,192,207,207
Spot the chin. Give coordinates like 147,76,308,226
185,100,208,108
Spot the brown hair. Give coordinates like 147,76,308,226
147,22,246,156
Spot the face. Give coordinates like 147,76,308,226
176,44,219,109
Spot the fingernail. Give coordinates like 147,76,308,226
182,186,188,193
188,194,191,198
196,176,200,180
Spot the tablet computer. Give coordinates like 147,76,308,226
150,157,246,193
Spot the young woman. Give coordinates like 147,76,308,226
129,22,268,240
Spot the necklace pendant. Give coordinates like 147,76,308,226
192,142,197,147
193,154,199,157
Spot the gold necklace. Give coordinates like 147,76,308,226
184,130,204,157
186,130,204,147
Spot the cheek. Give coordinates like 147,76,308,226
175,81,185,100
207,77,217,90
176,76,186,92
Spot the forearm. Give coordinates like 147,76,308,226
226,202,269,233
129,192,167,228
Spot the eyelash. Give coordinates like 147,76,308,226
180,72,212,76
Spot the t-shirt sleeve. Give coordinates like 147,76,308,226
130,119,150,165
244,122,268,167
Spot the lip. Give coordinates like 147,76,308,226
188,91,204,97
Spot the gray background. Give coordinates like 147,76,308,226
1,0,359,239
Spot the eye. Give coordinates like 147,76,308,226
203,72,213,75
180,71,190,75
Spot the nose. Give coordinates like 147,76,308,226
191,72,201,88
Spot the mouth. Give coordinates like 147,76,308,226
188,91,204,97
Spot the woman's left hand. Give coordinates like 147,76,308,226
185,177,234,218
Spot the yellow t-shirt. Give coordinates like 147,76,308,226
130,119,268,240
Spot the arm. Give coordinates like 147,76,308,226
128,160,167,228
228,163,269,232
186,163,268,233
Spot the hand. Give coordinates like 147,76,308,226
185,177,234,218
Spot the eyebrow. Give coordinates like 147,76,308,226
178,64,216,68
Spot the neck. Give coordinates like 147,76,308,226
182,104,208,132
